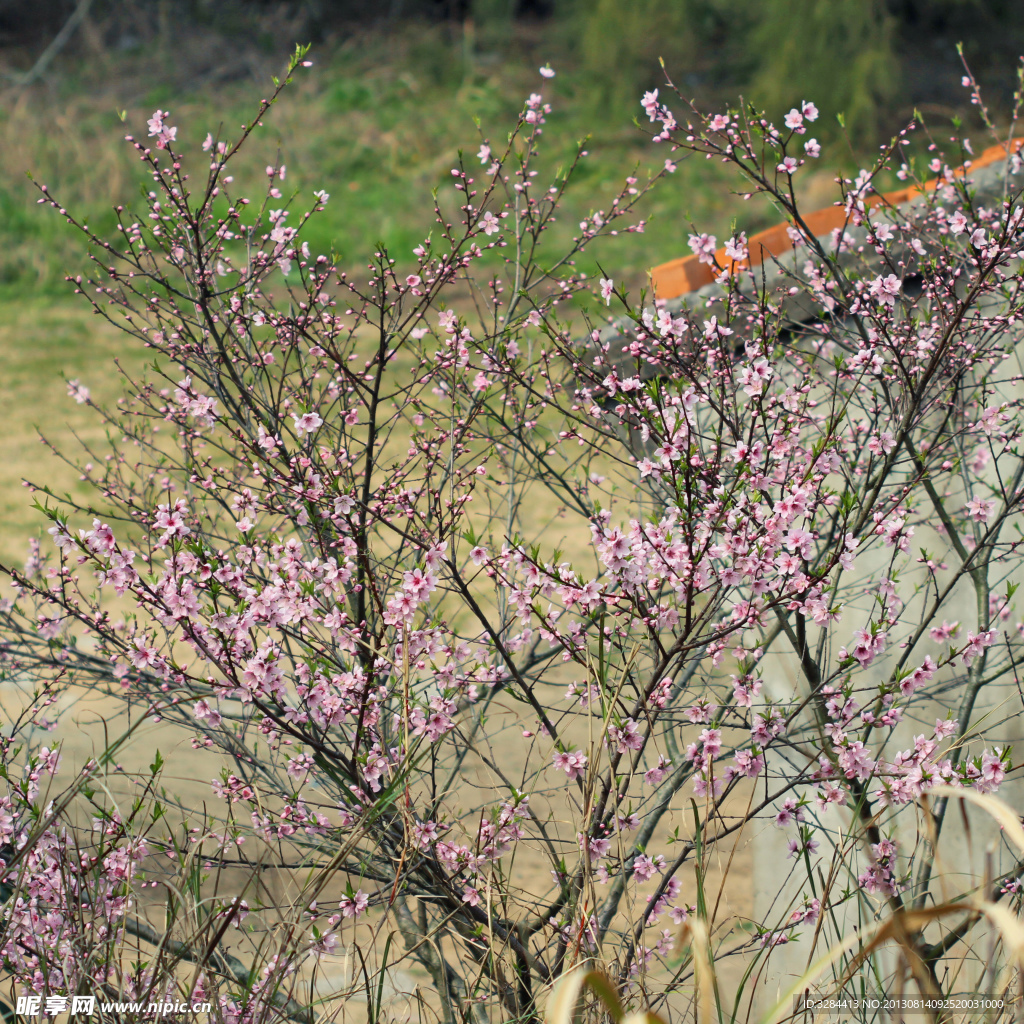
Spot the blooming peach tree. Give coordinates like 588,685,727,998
3,46,1024,1023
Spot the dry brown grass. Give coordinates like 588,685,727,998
0,300,150,561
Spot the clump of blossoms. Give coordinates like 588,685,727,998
2,46,1024,1021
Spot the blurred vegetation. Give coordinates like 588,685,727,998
748,0,899,141
0,0,1020,300
0,0,1019,560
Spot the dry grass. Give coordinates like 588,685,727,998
0,299,150,562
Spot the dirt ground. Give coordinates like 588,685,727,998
7,662,755,1022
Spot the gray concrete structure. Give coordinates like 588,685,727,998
595,147,1024,1016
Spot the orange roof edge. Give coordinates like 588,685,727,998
649,138,1024,301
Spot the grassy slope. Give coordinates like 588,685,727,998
0,26,956,561
0,27,855,295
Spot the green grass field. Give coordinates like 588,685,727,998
0,26,870,297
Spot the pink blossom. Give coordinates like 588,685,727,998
607,718,643,754
703,316,733,341
146,109,177,149
153,499,190,546
686,699,718,724
787,834,819,858
773,798,804,827
930,620,960,641
738,357,773,397
699,728,722,757
194,699,222,726
867,431,895,456
724,234,748,261
900,656,937,696
869,273,901,305
644,755,672,786
641,90,660,121
632,853,664,882
975,750,1006,793
286,753,315,780
964,496,997,523
693,773,725,798
729,749,764,779
339,890,370,918
292,411,323,436
412,820,440,849
308,931,340,959
552,749,588,781
688,232,717,265
848,627,886,668
838,741,876,780
859,839,900,896
962,629,999,667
